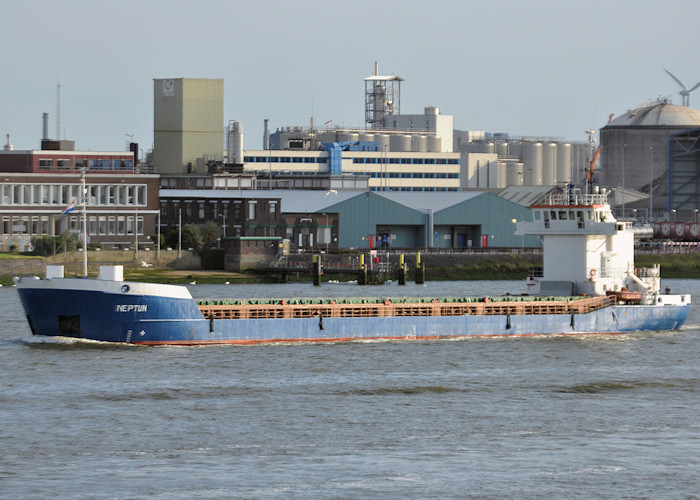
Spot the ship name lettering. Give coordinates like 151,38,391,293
115,304,148,313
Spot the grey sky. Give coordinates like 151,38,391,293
2,0,699,152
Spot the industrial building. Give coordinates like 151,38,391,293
668,127,700,213
158,189,537,251
455,135,591,189
0,172,160,252
600,99,700,216
153,78,224,174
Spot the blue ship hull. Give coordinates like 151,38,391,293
15,279,691,345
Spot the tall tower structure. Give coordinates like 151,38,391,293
364,62,403,129
153,78,224,174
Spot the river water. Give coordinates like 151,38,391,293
1,279,698,498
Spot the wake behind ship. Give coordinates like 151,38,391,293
14,188,691,344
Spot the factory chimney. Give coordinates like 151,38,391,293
263,119,270,150
43,113,50,140
4,134,13,151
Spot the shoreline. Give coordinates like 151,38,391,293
2,251,700,286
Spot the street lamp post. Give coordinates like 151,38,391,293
177,208,182,258
156,210,161,260
511,218,523,251
322,212,329,253
622,144,626,219
649,147,654,221
219,214,227,249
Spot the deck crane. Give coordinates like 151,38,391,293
583,113,614,191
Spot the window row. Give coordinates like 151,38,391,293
0,215,143,236
367,172,459,179
0,184,147,207
38,158,133,171
164,200,276,221
370,187,459,192
244,156,328,164
353,157,459,165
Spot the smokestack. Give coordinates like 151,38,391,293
4,134,13,151
263,119,270,150
43,113,50,140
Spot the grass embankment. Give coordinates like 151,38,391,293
635,253,700,278
122,268,271,285
3,252,700,286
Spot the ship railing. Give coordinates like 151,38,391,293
197,295,613,320
528,267,544,278
545,193,608,206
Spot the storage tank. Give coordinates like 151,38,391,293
523,142,543,185
674,222,686,240
542,143,556,185
459,141,494,154
317,131,337,143
227,121,244,164
337,132,359,143
556,143,572,184
427,135,441,153
358,133,375,143
688,222,700,240
508,141,523,159
390,134,412,152
496,141,509,157
375,134,391,152
505,162,524,186
411,134,427,152
572,143,589,184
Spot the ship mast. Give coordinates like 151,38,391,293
80,169,88,278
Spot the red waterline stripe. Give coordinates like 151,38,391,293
131,331,630,346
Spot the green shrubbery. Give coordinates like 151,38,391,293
165,221,223,254
30,232,80,257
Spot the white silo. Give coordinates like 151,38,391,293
556,143,573,184
572,142,589,184
227,121,244,164
508,141,523,159
358,132,375,143
495,161,507,188
523,142,543,185
412,134,427,152
337,132,359,143
375,133,390,152
496,141,509,157
427,135,442,153
506,162,525,186
317,131,337,143
542,143,557,185
390,134,412,152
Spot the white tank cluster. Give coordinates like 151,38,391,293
271,127,444,153
460,139,590,188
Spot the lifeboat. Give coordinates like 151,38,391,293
605,290,642,304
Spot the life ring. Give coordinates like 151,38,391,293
589,268,597,281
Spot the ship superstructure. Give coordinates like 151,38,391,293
518,187,671,305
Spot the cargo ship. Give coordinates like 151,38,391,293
14,189,691,345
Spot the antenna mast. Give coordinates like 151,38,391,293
56,81,61,140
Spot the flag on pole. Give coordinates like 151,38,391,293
60,201,75,215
